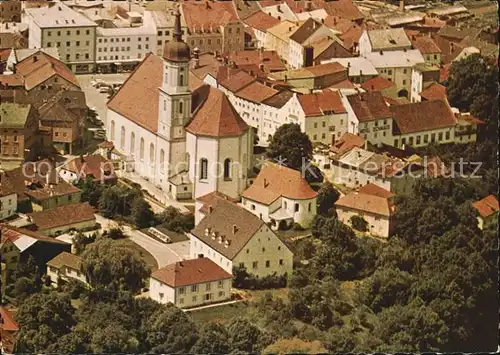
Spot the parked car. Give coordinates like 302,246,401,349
99,86,110,93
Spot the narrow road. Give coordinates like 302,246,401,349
95,214,183,268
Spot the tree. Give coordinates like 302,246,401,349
90,324,139,353
77,177,104,207
73,232,97,255
15,293,76,353
98,186,123,218
81,238,150,293
191,323,230,354
265,338,327,354
266,123,313,171
316,180,340,216
227,318,264,354
102,227,125,240
130,196,155,228
350,215,368,232
156,206,194,232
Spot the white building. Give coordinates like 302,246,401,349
24,3,97,73
95,26,156,72
410,63,441,102
190,199,294,278
336,183,396,238
150,257,232,308
358,28,412,57
46,252,87,287
0,174,17,221
241,163,318,229
143,10,188,57
364,50,425,93
106,10,253,201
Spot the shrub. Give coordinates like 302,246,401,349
350,215,368,232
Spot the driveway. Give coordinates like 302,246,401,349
95,214,188,268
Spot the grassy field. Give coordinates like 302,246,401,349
187,301,249,324
119,238,158,271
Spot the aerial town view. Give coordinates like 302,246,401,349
0,0,498,353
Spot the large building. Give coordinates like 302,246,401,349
25,3,97,73
190,199,294,278
106,9,253,201
0,0,21,23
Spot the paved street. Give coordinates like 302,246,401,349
95,214,189,268
77,73,130,126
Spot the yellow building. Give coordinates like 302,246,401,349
190,200,293,279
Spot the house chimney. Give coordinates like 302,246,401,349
379,50,383,55
277,4,281,12
399,0,405,11
306,1,312,11
205,2,210,9
5,23,8,30
450,42,455,52
33,55,38,62
208,205,213,214
331,134,336,146
264,178,268,187
284,74,288,82
232,224,238,234
218,235,224,243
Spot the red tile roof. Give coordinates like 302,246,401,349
420,82,447,101
0,307,19,332
187,85,249,138
322,0,364,21
390,100,457,134
358,183,395,199
243,11,280,32
472,195,499,218
410,35,442,54
107,53,163,133
336,189,394,217
297,90,346,117
0,73,25,87
330,132,365,156
28,202,95,231
63,154,115,182
0,224,69,245
440,63,451,81
182,1,239,32
340,25,363,49
0,48,12,63
347,91,393,122
329,79,357,89
361,76,395,92
235,81,279,103
242,163,317,204
15,51,80,90
196,191,238,215
151,257,232,287
219,70,256,92
222,50,286,73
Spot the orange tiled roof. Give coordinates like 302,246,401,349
28,202,95,231
336,189,393,217
391,100,457,134
64,154,114,182
107,53,163,133
187,85,249,138
196,191,238,215
472,195,499,218
358,183,395,199
361,76,395,92
243,11,280,32
0,73,24,87
330,132,365,156
219,70,256,92
340,25,363,49
235,81,278,104
322,0,364,21
222,50,286,72
297,89,346,117
0,307,19,332
420,82,447,101
152,257,232,287
15,51,80,90
347,91,393,122
242,163,317,204
410,35,442,54
182,1,239,32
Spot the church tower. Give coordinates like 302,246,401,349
157,7,191,176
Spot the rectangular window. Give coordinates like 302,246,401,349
409,137,413,145
206,283,211,291
424,134,429,143
438,132,443,141
204,294,212,301
279,259,284,266
266,261,270,268
218,280,223,288
252,261,258,269
238,262,244,268
191,285,198,292
431,133,436,142
47,42,51,47
445,131,450,140
179,287,185,294
416,135,421,145
218,291,225,297
76,30,80,35
179,298,184,304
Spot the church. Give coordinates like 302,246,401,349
106,9,254,200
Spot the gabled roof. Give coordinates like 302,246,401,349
62,154,114,181
182,1,239,31
47,251,81,271
219,70,256,92
151,257,232,287
28,202,95,231
366,28,412,51
391,100,457,134
0,225,69,252
361,76,395,92
187,85,249,138
235,81,279,104
107,53,163,133
243,10,280,32
297,90,346,117
242,163,317,205
330,132,365,156
196,191,238,215
0,102,33,129
472,195,499,218
335,188,394,217
290,18,322,44
221,50,286,73
420,82,447,101
358,183,395,199
322,0,364,21
15,51,80,90
410,35,441,54
347,91,393,122
0,307,19,332
269,62,346,81
191,200,266,260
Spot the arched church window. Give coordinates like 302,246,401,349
160,149,165,171
120,126,125,149
164,100,167,111
110,120,115,140
223,158,231,180
179,101,183,114
140,138,145,161
130,132,135,156
150,143,155,165
179,74,184,86
165,71,168,84
200,158,208,180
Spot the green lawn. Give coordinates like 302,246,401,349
187,301,249,324
119,238,158,271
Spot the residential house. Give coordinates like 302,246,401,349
4,47,61,74
241,163,318,229
194,191,238,225
358,28,412,57
0,306,20,355
361,76,399,99
472,195,499,230
0,102,40,170
58,154,116,184
221,49,286,74
0,173,17,221
454,112,483,144
0,224,71,279
0,0,21,22
410,35,442,65
410,63,441,102
181,1,244,54
190,199,294,277
330,132,366,157
296,89,348,144
0,22,28,50
25,2,97,73
150,257,232,308
363,49,425,94
391,100,457,148
322,57,378,84
46,251,86,287
346,91,394,146
265,20,301,63
143,9,188,57
243,11,281,49
269,62,348,92
27,202,96,236
419,82,447,102
335,183,396,238
305,35,351,65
